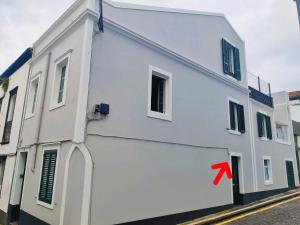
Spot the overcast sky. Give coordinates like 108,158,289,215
0,0,299,92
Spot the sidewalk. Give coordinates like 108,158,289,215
179,188,300,225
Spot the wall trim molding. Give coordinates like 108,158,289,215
31,9,98,65
103,18,249,95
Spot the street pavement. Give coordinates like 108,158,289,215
218,197,300,225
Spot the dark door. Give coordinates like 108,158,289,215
231,156,241,205
286,161,296,189
11,152,28,222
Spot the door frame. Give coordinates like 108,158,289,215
229,152,245,203
285,158,296,189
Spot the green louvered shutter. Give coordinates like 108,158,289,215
234,48,241,80
266,116,272,140
257,112,264,137
229,101,236,130
222,39,230,74
39,150,57,204
237,104,245,133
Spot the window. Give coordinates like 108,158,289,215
147,66,172,121
0,157,6,195
38,149,58,207
222,39,241,80
0,97,3,114
276,124,288,142
257,112,272,140
228,100,245,134
50,53,70,110
26,75,40,118
263,158,273,185
2,87,18,144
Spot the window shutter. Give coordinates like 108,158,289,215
237,104,245,133
222,39,230,74
266,116,272,140
39,150,57,205
234,48,241,80
257,112,263,137
229,101,236,130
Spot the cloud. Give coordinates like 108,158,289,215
1,0,299,92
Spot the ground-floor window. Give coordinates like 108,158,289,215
0,157,6,195
263,157,273,185
38,149,58,207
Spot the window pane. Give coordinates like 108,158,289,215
229,48,235,74
264,159,271,181
58,66,66,103
0,157,6,194
31,79,39,114
7,94,17,122
151,75,165,113
264,166,270,180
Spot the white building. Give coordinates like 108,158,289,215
289,91,300,181
0,48,32,225
0,0,297,225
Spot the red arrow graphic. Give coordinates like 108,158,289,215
211,162,233,186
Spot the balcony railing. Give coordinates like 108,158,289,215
248,73,273,108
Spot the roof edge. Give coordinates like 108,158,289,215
104,0,244,43
1,48,33,78
104,0,225,17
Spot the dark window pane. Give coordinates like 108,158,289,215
151,75,165,113
58,65,66,103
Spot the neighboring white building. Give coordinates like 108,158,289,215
0,0,297,225
289,91,300,181
0,48,32,225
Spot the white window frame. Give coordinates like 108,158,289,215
258,110,271,142
36,144,60,209
263,156,273,185
49,52,71,110
147,65,172,121
275,123,290,145
25,73,41,119
227,97,241,135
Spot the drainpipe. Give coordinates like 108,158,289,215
31,52,51,172
17,60,32,149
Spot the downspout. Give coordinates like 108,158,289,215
31,52,52,172
18,53,34,149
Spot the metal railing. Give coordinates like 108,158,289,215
248,72,271,97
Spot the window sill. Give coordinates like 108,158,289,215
264,181,273,186
25,113,35,120
228,129,242,136
147,111,172,121
260,137,271,142
275,139,291,145
226,73,239,82
36,199,54,210
49,102,65,111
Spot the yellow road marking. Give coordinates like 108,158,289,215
215,195,300,225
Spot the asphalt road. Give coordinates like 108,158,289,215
216,196,300,225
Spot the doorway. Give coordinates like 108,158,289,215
285,161,296,189
9,152,28,222
231,156,242,205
